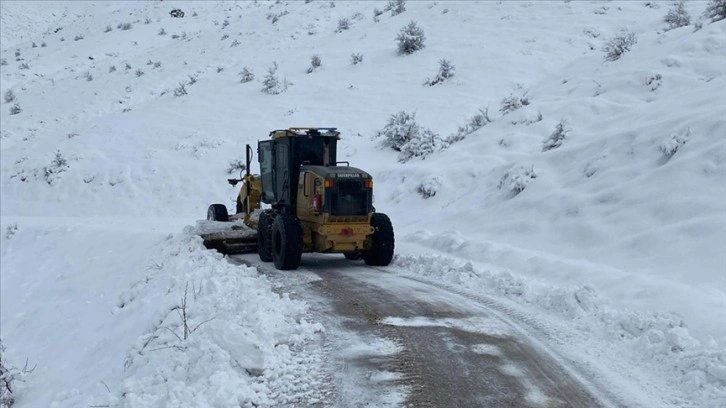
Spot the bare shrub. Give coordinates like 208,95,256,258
424,59,455,86
603,30,637,61
498,166,537,198
1,341,35,408
664,1,691,30
446,108,491,144
704,0,726,22
226,159,247,174
500,92,530,115
104,25,113,33
659,128,690,160
239,67,254,83
645,73,663,91
5,224,18,240
399,128,441,162
231,39,240,47
153,61,161,68
417,178,440,199
119,22,133,30
267,10,289,24
174,82,187,97
159,27,167,35
19,63,30,70
4,90,16,103
337,18,350,32
386,0,406,16
40,42,46,48
74,34,84,41
43,150,69,185
109,65,116,73
396,21,425,55
84,71,93,81
9,103,21,115
262,62,287,94
135,69,144,77
378,111,419,152
0,59,7,66
172,283,214,341
350,53,363,65
187,75,197,85
306,55,322,73
373,8,384,22
542,120,569,152
221,34,229,41
377,111,442,162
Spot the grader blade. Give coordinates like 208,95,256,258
195,220,258,255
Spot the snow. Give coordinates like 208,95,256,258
1,1,725,407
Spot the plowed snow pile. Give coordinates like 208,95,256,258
1,1,724,407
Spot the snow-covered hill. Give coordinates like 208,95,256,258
1,1,724,407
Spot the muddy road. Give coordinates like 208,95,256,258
233,254,619,408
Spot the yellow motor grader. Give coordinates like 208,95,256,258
200,128,394,270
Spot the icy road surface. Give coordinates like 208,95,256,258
233,254,621,408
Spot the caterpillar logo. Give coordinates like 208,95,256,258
337,173,360,178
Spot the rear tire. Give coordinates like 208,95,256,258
271,214,303,270
257,210,274,262
207,204,229,222
363,213,394,266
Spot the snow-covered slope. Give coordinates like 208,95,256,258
1,1,724,407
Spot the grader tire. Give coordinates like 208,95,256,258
207,204,229,222
271,214,303,270
363,213,394,266
257,210,274,262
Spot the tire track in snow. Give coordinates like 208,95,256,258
234,254,625,407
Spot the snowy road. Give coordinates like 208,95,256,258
233,254,619,408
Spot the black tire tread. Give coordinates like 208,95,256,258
363,213,394,266
271,214,303,270
207,204,229,222
257,210,274,262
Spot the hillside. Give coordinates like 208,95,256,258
1,1,725,407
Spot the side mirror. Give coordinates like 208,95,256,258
227,179,239,186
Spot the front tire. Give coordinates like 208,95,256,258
257,210,274,262
363,213,394,266
207,204,229,222
271,214,303,270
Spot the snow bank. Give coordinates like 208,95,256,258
113,232,326,408
0,220,326,408
392,252,726,408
